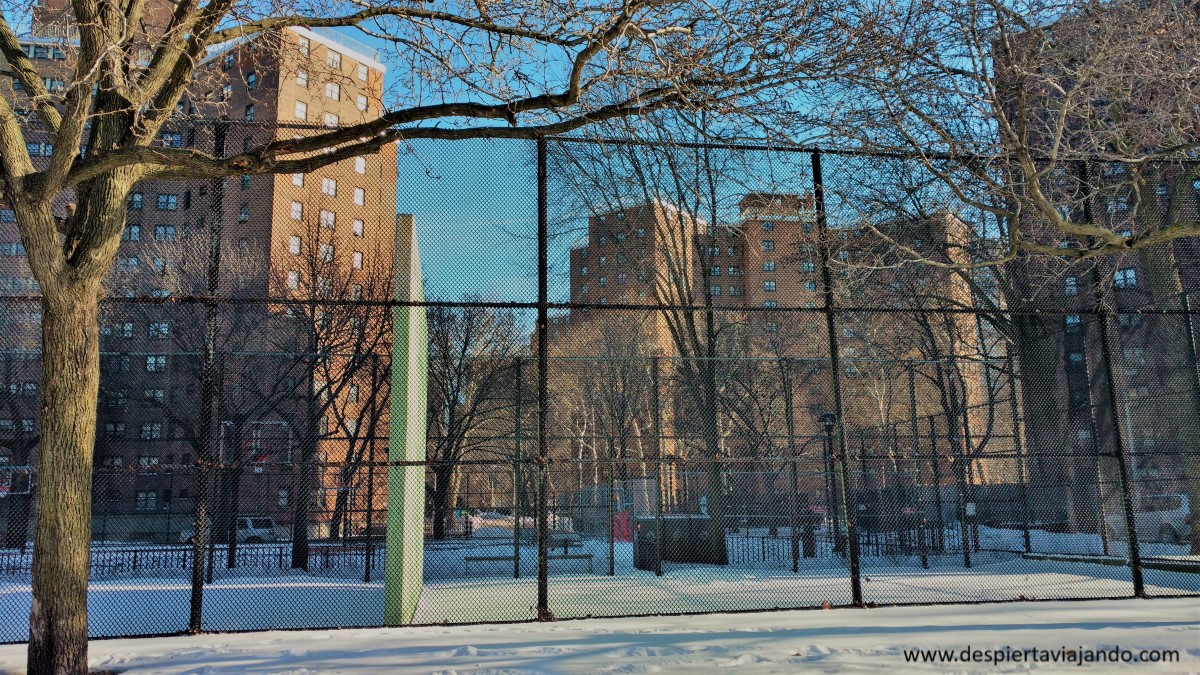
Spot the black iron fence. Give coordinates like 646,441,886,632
0,132,1197,640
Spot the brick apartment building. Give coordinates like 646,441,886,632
0,2,398,544
546,190,1009,517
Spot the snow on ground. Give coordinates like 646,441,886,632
0,556,1195,641
0,598,1195,673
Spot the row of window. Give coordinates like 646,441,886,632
101,322,171,339
0,243,26,257
0,277,38,292
2,382,36,397
128,193,188,211
0,419,35,433
19,44,67,60
1063,268,1137,296
121,225,176,242
100,355,171,373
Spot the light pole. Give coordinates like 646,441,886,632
819,412,843,554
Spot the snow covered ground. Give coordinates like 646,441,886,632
0,598,1195,673
0,523,1198,642
0,554,1195,642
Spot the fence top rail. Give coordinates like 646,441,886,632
0,295,1196,317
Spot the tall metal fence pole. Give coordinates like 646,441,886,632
1005,348,1033,554
652,356,664,576
513,357,523,579
189,118,228,633
1077,160,1144,597
782,358,800,573
535,137,551,619
811,149,862,607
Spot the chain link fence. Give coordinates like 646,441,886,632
0,131,1196,640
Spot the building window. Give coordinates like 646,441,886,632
297,36,310,55
319,209,335,229
353,187,365,206
140,424,163,440
762,261,775,272
709,266,721,277
356,94,367,112
136,491,157,510
128,192,143,210
319,243,334,262
292,173,304,187
352,219,364,237
1067,351,1084,368
357,63,368,80
146,355,167,372
324,81,340,100
765,321,780,333
352,251,363,269
763,300,777,309
1118,314,1143,329
1114,267,1137,289
221,84,232,100
801,262,816,273
246,72,257,89
289,236,302,255
297,70,308,87
238,203,249,222
804,281,817,291
161,133,183,148
728,286,741,296
277,488,290,507
762,240,775,252
241,174,251,190
709,285,721,296
1064,276,1078,296
324,112,339,127
222,52,234,70
156,194,178,210
763,280,777,292
321,177,337,196
287,270,300,289
149,321,170,339
244,104,255,121
122,225,141,241
1065,314,1081,332
290,201,303,221
327,50,341,68
598,276,607,287
294,101,307,120
153,225,175,241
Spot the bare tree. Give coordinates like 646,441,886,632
425,303,523,539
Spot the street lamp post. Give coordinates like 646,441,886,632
820,413,843,555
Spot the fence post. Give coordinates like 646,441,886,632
1077,161,1144,596
1080,328,1111,556
811,149,862,607
652,356,664,576
1005,348,1033,554
928,417,946,553
513,357,522,579
782,358,800,573
1096,305,1146,596
535,136,551,619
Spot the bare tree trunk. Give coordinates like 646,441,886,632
28,286,101,675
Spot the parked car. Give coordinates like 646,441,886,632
179,516,282,545
1104,494,1192,544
